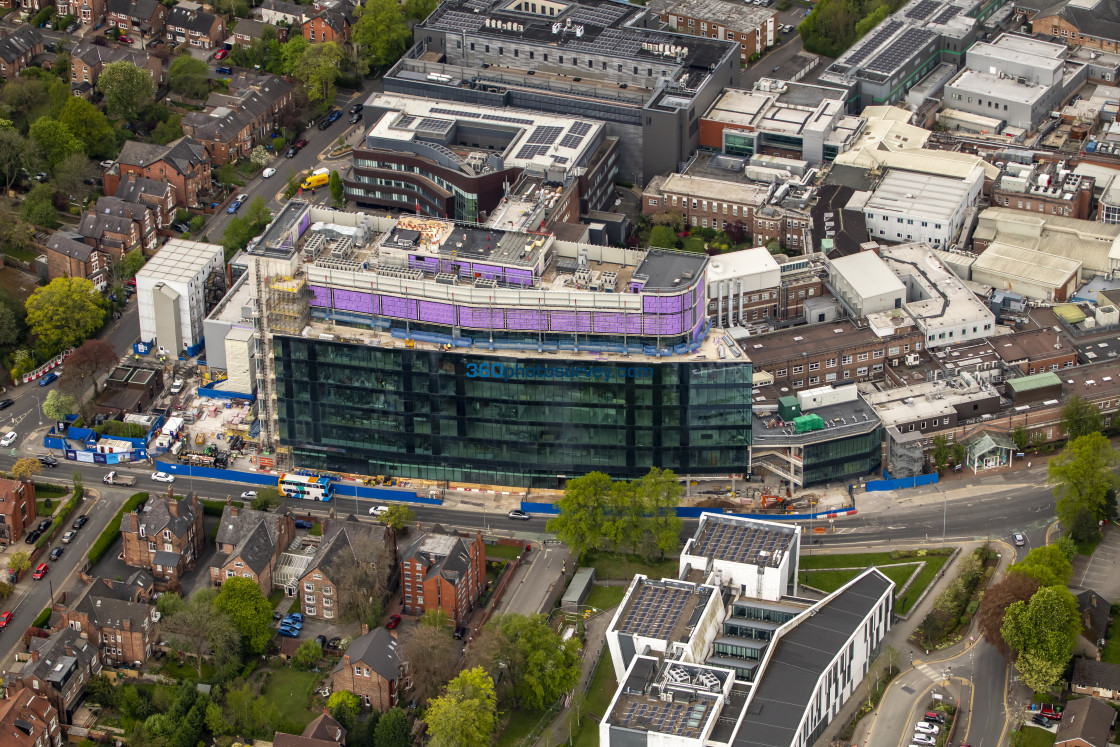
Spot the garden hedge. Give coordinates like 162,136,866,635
88,492,148,565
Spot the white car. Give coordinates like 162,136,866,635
0,432,17,447
152,471,175,483
912,736,936,746
62,530,77,544
369,505,389,516
262,168,276,178
169,378,184,394
236,193,249,202
241,491,257,499
915,723,940,735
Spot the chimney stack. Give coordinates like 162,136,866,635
360,623,369,636
168,497,179,518
30,648,40,663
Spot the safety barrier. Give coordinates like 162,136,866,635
865,473,939,492
517,502,858,522
20,349,73,385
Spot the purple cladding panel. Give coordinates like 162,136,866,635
309,285,331,308
440,259,456,274
298,212,311,237
458,307,505,329
593,312,643,335
630,281,645,293
332,289,375,315
643,294,685,313
550,311,593,333
471,263,503,280
506,309,546,331
418,301,456,325
505,268,534,285
410,255,441,273
381,295,418,320
643,313,684,336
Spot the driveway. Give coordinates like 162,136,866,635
1072,523,1120,600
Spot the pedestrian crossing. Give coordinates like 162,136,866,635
912,661,942,681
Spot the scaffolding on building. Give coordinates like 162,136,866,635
267,276,311,335
204,267,228,315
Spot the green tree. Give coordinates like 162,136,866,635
99,61,157,121
20,182,60,229
8,550,32,574
11,458,42,482
634,467,684,561
420,609,452,629
279,36,310,75
352,0,413,72
426,667,498,747
327,690,361,732
58,96,116,159
1012,425,1030,452
294,42,343,104
249,487,282,511
1055,536,1078,562
546,471,612,562
250,144,271,170
25,277,107,354
163,589,241,677
403,0,438,19
214,577,273,655
1067,507,1100,544
1049,432,1119,530
1001,585,1080,692
931,434,949,472
477,614,581,710
1008,544,1073,588
380,504,416,531
649,224,677,248
950,441,966,467
152,114,184,145
1061,395,1103,440
329,169,344,204
292,639,322,668
400,622,459,703
0,305,17,348
53,152,96,204
169,55,211,99
374,708,411,747
0,128,29,191
121,249,146,278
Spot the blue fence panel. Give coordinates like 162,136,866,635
336,484,440,504
68,427,97,442
159,464,279,486
518,502,858,521
521,501,560,514
43,435,67,450
865,473,939,492
196,384,255,402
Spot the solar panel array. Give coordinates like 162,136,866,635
845,19,903,66
516,144,551,159
905,0,940,19
618,583,691,638
526,125,563,145
559,133,585,149
566,26,645,56
482,113,535,125
396,115,417,129
417,117,453,133
865,27,935,73
566,2,632,28
618,701,701,736
569,121,593,136
932,5,961,24
432,107,481,119
694,522,789,566
432,9,484,33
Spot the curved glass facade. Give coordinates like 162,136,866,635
274,335,752,488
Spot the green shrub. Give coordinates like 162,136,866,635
69,206,81,215
201,499,244,517
88,492,148,565
966,600,979,616
94,421,149,439
32,606,51,628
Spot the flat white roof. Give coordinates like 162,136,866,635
946,69,1049,106
707,247,780,283
880,242,994,326
829,251,904,300
659,172,770,206
136,238,224,285
973,242,1083,287
865,169,975,220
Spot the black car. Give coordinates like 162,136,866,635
24,529,41,545
0,399,13,411
317,109,342,130
37,455,58,467
1032,716,1052,728
72,515,89,530
453,626,468,640
49,547,64,561
349,113,363,124
37,518,52,533
315,634,328,649
286,146,299,158
349,103,363,114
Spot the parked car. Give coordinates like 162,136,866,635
216,66,232,74
287,613,303,623
349,113,363,124
24,529,41,544
1032,716,1052,728
912,736,936,746
278,625,300,637
349,103,363,114
453,626,468,640
262,168,276,178
66,21,80,33
317,109,342,130
62,530,76,544
39,371,59,386
294,138,308,149
924,712,945,724
0,399,13,410
37,455,58,467
283,617,303,631
119,35,134,44
915,723,939,735
151,471,175,483
0,611,12,629
72,515,89,530
214,48,228,60
386,615,401,629
37,519,52,533
294,519,313,529
1040,707,1062,721
286,146,299,158
1,431,18,447
1013,532,1026,546
32,563,49,580
49,547,64,561
227,200,243,214
170,378,184,394
315,634,328,649
508,509,531,520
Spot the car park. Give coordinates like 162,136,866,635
0,611,12,629
227,200,243,214
915,722,939,735
72,515,89,530
49,547,64,561
62,530,76,544
152,471,175,483
508,509,531,520
386,615,401,629
1013,532,1026,546
262,167,276,178
32,563,49,580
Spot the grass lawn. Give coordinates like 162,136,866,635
798,551,949,570
260,668,322,733
495,708,547,747
287,597,302,614
1102,615,1120,665
268,589,285,608
33,484,69,500
36,499,55,517
1017,726,1056,747
801,564,918,595
585,584,628,611
486,543,524,561
896,554,951,615
569,652,619,747
160,658,217,682
1073,532,1103,557
588,554,679,580
798,551,950,615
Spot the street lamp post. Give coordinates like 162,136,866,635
32,395,43,426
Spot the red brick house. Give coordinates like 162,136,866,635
77,198,147,258
330,625,402,711
70,42,163,96
183,74,294,164
0,25,45,82
400,526,485,625
1053,695,1116,747
297,516,391,621
108,137,212,209
113,174,175,231
210,503,296,594
2,628,101,724
119,493,204,590
58,570,159,668
0,478,36,545
44,233,111,288
0,685,64,747
105,0,167,39
56,0,106,27
274,713,347,747
164,7,226,50
303,8,351,43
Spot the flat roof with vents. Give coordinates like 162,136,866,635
1006,371,1063,393
685,514,796,568
614,578,714,642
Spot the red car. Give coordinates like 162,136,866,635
214,48,228,60
118,35,133,44
294,138,308,149
1040,708,1062,721
0,611,12,629
32,563,48,580
126,278,136,287
386,615,401,629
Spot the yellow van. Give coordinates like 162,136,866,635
300,168,330,190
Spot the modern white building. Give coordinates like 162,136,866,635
135,238,225,358
826,251,906,317
679,514,801,601
863,168,983,248
706,248,782,327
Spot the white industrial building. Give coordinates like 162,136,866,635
863,168,983,248
973,208,1120,280
135,238,225,358
970,242,1082,302
706,248,782,327
826,251,905,317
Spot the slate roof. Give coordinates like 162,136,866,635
273,736,343,747
6,628,96,692
401,525,474,587
113,174,173,203
1073,587,1112,643
332,627,401,682
183,106,254,144
120,494,198,539
78,212,134,247
302,713,346,742
72,41,132,66
45,233,94,262
107,0,161,19
1058,0,1120,43
94,196,151,223
812,183,869,260
1073,658,1120,694
306,516,390,582
262,0,309,19
307,7,351,33
118,137,209,174
67,576,154,632
233,18,268,38
214,505,289,575
1054,694,1117,747
0,25,43,65
167,6,218,34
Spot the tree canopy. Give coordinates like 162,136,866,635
293,43,343,104
99,61,157,121
1050,433,1118,536
1060,395,1103,441
60,339,117,396
42,390,77,421
475,614,582,710
25,277,107,355
58,96,116,160
214,577,274,655
20,182,59,230
29,116,83,171
169,55,211,100
1001,585,1080,692
352,0,413,72
1008,545,1073,588
976,571,1040,658
426,667,498,747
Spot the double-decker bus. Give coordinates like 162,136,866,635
278,473,334,501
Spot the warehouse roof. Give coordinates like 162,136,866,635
865,170,977,221
972,242,1082,289
828,250,904,301
1006,371,1062,393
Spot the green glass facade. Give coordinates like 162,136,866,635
273,335,753,488
802,426,883,486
